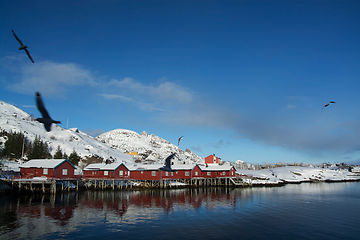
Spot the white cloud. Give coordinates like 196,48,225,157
98,93,166,112
5,60,98,97
107,78,192,104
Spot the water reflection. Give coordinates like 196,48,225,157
1,183,359,240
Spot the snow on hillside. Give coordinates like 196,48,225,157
0,100,134,165
236,166,360,184
95,129,204,164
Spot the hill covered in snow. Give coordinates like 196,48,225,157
95,129,204,164
0,100,204,167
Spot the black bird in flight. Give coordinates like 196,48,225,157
322,101,335,111
178,136,184,146
159,153,177,172
35,92,61,131
12,30,34,63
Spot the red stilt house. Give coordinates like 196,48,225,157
20,159,76,179
199,164,236,178
83,162,130,179
205,154,222,165
162,164,202,179
127,164,163,181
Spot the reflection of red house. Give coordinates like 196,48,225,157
205,154,221,165
83,163,130,179
44,205,76,226
199,165,236,178
20,159,76,179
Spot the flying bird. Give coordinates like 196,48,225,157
35,92,61,131
159,153,177,172
322,101,335,111
12,30,34,63
178,136,184,146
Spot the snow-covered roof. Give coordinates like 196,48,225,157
171,164,198,170
199,164,234,171
84,162,125,171
127,164,163,171
20,159,71,169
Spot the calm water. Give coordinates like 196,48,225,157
1,182,359,240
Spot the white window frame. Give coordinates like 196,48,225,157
104,171,108,176
165,172,169,176
195,171,198,176
185,171,190,176
223,171,226,175
207,172,211,176
119,170,124,176
152,171,156,176
43,168,48,175
62,169,68,175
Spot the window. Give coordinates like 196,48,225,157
152,171,157,176
195,171,198,176
207,172,211,176
185,171,190,176
141,171,144,174
104,171,108,176
165,172,168,176
171,172,173,176
62,169,68,175
119,170,123,176
43,168,48,175
223,171,226,175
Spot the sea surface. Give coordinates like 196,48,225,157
0,182,359,240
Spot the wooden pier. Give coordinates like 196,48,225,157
82,177,248,190
5,177,254,193
10,178,80,193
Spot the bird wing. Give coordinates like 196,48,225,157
44,122,51,132
178,136,183,145
329,101,335,104
164,153,176,168
12,30,24,46
24,49,34,63
36,92,51,119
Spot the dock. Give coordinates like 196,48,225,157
2,177,256,193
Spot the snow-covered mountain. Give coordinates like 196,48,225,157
0,100,134,166
0,100,204,167
95,129,204,165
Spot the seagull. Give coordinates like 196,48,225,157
159,153,177,172
178,136,184,146
322,101,335,111
35,92,61,131
12,30,34,63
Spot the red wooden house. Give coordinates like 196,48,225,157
162,164,202,179
199,164,236,178
205,154,222,165
83,162,130,179
127,164,163,180
20,159,76,179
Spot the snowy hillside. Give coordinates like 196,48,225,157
236,166,360,184
95,129,204,164
0,100,134,166
0,100,204,167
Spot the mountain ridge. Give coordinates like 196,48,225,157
0,100,204,167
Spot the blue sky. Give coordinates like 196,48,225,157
1,0,359,165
